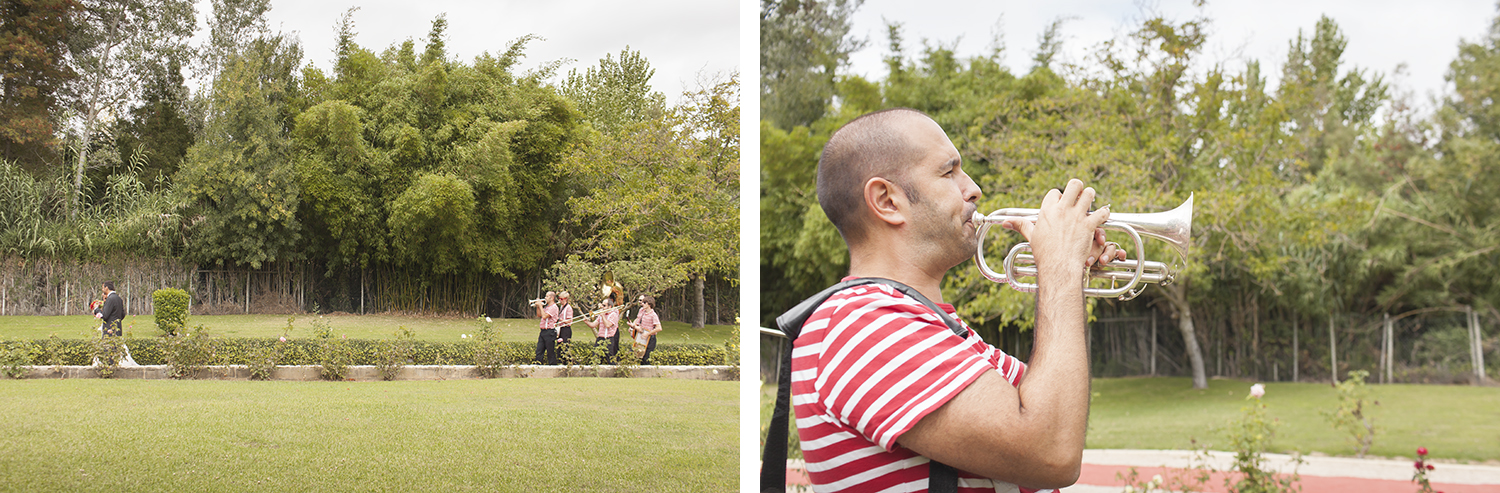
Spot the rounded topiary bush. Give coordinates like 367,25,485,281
152,288,190,336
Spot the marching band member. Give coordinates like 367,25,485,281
627,294,662,365
585,297,621,360
533,291,559,365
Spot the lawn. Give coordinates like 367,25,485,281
0,379,735,492
761,377,1500,463
0,314,735,345
1087,377,1500,462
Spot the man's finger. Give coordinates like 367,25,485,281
1086,204,1111,229
1004,218,1035,242
1060,179,1084,207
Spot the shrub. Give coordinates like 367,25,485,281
1220,384,1301,493
313,316,351,381
91,336,126,378
1,340,30,378
164,326,216,379
472,316,503,377
1323,370,1377,457
375,326,415,381
152,288,190,337
248,317,295,380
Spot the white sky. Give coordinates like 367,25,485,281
222,0,739,103
844,0,1498,111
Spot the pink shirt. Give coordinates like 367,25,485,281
635,308,660,337
791,280,1042,493
559,304,574,326
593,310,619,338
540,305,558,330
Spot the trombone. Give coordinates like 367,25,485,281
973,194,1192,301
556,300,639,327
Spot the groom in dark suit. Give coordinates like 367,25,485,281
96,281,125,337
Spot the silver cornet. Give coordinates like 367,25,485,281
973,194,1192,301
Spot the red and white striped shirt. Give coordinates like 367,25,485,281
791,279,1049,493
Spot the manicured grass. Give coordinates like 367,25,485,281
0,379,735,492
760,377,1500,463
1087,377,1500,462
0,314,734,345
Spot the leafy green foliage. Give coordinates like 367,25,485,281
176,36,304,269
562,74,739,305
312,316,350,380
1322,370,1377,457
0,340,30,378
90,334,126,378
1216,391,1303,493
374,325,415,380
0,0,78,169
164,325,216,378
0,337,728,368
152,288,189,336
760,0,865,129
560,47,667,136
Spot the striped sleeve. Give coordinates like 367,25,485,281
810,285,997,452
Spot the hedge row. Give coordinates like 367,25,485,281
0,338,731,367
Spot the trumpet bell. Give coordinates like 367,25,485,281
973,194,1192,301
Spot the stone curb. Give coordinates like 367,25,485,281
9,365,740,381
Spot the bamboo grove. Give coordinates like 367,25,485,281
761,2,1500,386
0,2,739,324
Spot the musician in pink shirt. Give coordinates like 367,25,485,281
533,291,559,365
627,294,662,364
585,297,621,360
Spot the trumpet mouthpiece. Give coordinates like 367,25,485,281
971,211,985,224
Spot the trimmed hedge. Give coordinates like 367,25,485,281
151,288,190,336
0,338,729,367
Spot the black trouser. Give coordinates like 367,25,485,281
640,335,657,365
609,332,620,360
535,329,558,365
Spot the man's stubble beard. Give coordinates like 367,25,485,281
910,199,979,273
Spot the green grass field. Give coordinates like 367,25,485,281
762,377,1500,463
0,314,735,345
0,379,735,492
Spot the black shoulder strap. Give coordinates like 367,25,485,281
761,277,965,493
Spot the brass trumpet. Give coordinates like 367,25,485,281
973,194,1192,301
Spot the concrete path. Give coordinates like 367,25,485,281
782,449,1500,492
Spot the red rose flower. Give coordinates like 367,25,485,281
1418,446,1428,456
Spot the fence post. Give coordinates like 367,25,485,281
1150,311,1157,376
1329,316,1338,384
1471,306,1486,383
1385,313,1394,384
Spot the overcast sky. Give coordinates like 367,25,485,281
844,0,1498,111
236,0,738,103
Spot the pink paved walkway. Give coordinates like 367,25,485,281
778,449,1500,492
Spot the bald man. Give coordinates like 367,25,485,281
788,108,1122,492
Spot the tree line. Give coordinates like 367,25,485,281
761,0,1499,386
0,0,738,326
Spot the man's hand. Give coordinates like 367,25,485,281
1001,179,1111,282
1089,230,1127,270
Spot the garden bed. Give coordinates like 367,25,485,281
8,364,737,381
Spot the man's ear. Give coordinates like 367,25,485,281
864,177,907,227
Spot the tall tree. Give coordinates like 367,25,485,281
113,58,194,187
0,0,78,170
176,35,303,269
559,47,667,136
64,0,195,217
565,73,739,328
760,0,864,130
